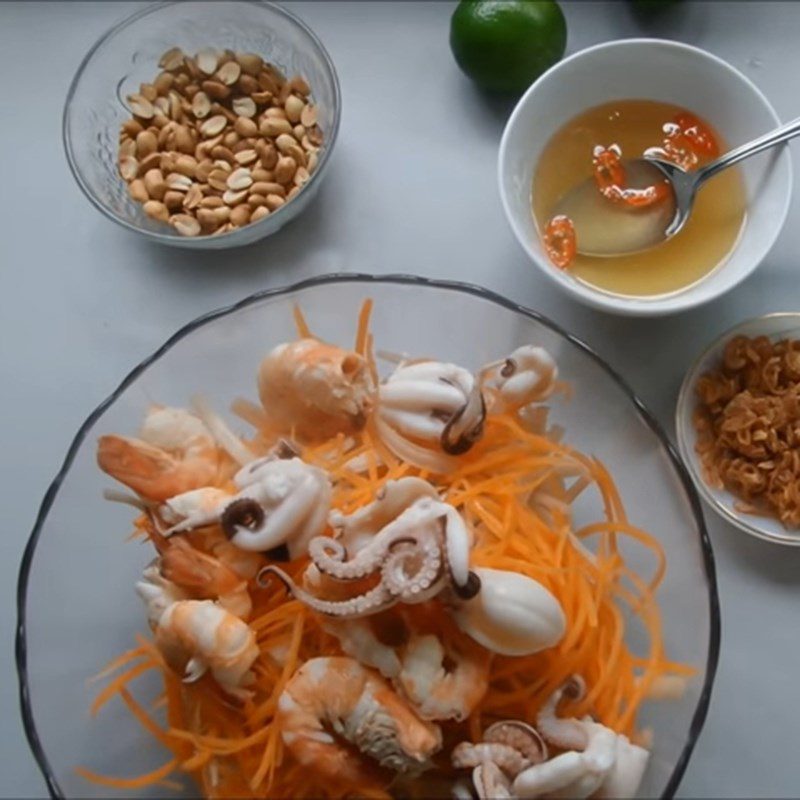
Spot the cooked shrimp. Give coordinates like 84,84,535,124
318,599,489,723
396,630,490,721
258,339,373,441
453,719,548,800
452,742,531,776
135,563,188,627
277,657,442,787
320,605,414,679
322,617,403,678
160,538,252,619
186,527,264,580
97,407,221,502
452,720,547,777
156,600,258,700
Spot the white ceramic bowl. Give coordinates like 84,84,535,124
498,39,792,316
676,312,800,545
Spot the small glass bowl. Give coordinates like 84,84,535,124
63,1,341,249
676,312,800,545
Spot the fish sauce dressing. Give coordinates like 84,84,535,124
533,99,747,298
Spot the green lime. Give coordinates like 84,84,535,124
450,0,567,94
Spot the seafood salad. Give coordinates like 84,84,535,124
83,301,689,799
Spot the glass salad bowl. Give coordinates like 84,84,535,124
17,275,719,798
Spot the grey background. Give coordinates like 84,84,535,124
2,1,799,796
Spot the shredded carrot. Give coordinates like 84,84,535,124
84,298,691,798
354,298,373,356
293,303,313,339
87,644,149,683
90,658,159,716
75,759,181,790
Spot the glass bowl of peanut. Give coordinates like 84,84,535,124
63,1,340,248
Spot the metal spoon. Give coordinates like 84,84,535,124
647,114,800,237
558,115,800,258
555,159,676,257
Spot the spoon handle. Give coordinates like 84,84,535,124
696,115,800,185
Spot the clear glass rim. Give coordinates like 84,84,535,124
676,310,800,546
61,0,342,247
16,274,721,798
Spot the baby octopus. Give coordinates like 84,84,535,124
376,360,486,473
480,345,559,415
374,345,559,472
512,677,650,799
159,455,332,560
260,477,477,618
452,678,648,799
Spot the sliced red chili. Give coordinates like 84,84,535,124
543,215,576,270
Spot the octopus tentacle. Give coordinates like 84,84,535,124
536,675,590,751
441,381,486,456
329,477,438,553
259,565,395,618
308,531,396,581
290,489,478,622
442,508,472,589
381,538,445,602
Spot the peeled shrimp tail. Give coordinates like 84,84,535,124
155,600,258,698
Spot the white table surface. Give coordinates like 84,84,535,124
2,1,799,797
